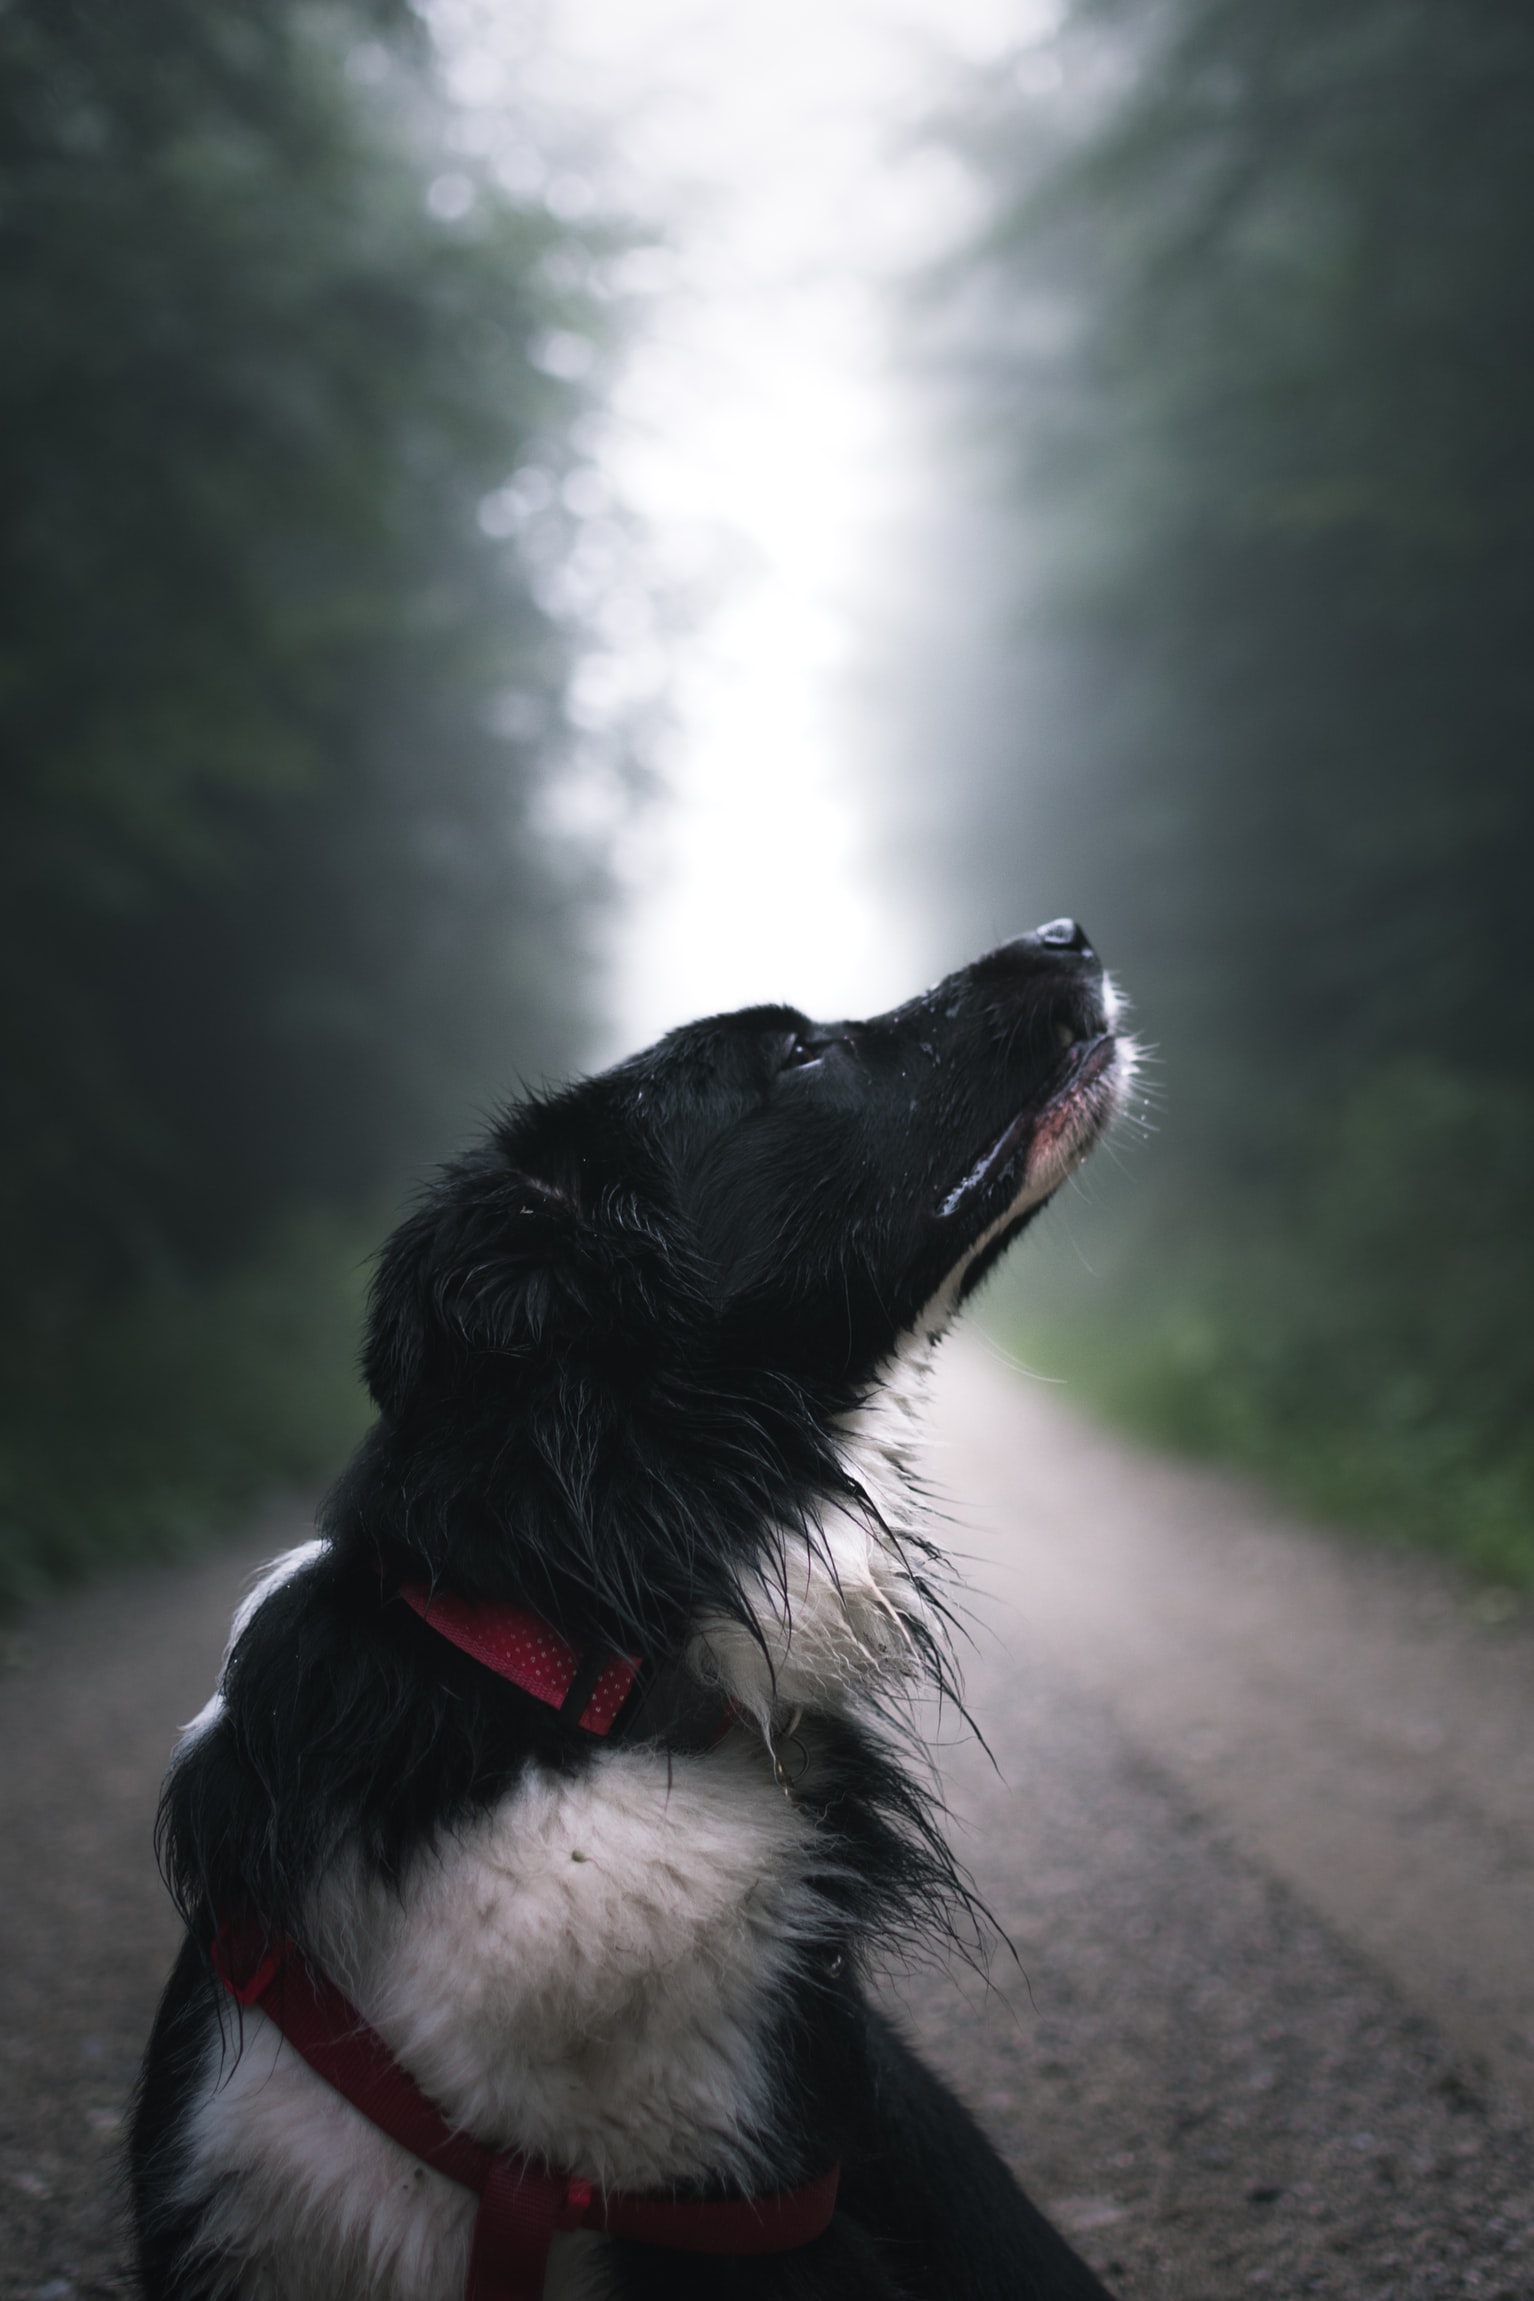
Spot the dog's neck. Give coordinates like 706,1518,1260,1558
685,1332,944,1735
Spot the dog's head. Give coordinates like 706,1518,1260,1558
352,926,1134,1627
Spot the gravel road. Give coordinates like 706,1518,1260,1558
2,1344,1531,2299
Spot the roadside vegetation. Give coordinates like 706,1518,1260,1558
915,0,1534,1583
0,0,632,1605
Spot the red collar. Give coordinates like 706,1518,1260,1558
211,1921,839,2299
395,1579,640,1736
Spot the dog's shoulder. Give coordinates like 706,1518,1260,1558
158,1537,586,1937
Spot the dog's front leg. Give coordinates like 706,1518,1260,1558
602,2214,917,2301
833,2000,1118,2301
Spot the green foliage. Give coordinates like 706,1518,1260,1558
922,0,1534,1574
0,1,634,1596
0,1213,377,1611
938,0,1534,1105
996,1064,1534,1585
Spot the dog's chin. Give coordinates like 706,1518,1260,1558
1018,1031,1129,1197
926,1033,1137,1322
935,1034,1127,1231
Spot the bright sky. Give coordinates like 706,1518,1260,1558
432,0,1038,1057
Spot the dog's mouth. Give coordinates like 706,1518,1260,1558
934,1033,1121,1227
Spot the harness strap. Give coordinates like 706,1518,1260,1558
210,1923,839,2300
394,1579,640,1735
389,1578,740,1752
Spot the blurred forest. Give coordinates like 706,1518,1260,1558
7,0,1528,1609
0,0,620,1602
913,0,1534,1580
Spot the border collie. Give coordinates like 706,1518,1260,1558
132,923,1134,2301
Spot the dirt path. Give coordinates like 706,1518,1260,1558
926,1334,1534,2107
2,1352,1531,2299
896,1336,1534,2296
0,1511,294,2301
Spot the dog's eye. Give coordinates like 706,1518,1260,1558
779,1034,825,1072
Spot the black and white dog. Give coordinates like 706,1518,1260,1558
132,923,1134,2301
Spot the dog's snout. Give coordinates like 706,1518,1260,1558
974,920,1099,981
962,922,1104,1022
1033,917,1094,957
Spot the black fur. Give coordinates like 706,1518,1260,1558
132,925,1122,2300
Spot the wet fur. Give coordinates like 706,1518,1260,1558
131,930,1129,2300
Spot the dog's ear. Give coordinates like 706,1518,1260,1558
362,1165,588,1419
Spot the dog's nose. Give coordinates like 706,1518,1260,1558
1033,917,1095,958
967,921,1102,994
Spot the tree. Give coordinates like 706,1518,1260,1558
0,0,633,1588
914,0,1534,1575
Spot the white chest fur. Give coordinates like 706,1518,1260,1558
171,1374,935,2301
178,1736,824,2301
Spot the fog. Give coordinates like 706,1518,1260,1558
439,0,1030,1046
4,6,1534,2288
2,0,1529,1623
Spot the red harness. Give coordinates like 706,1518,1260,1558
394,1579,642,1734
212,1924,840,2301
211,1582,835,2297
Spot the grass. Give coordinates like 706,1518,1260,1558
6,1051,1531,1610
985,1058,1534,1591
993,1284,1534,1590
0,1211,378,1612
